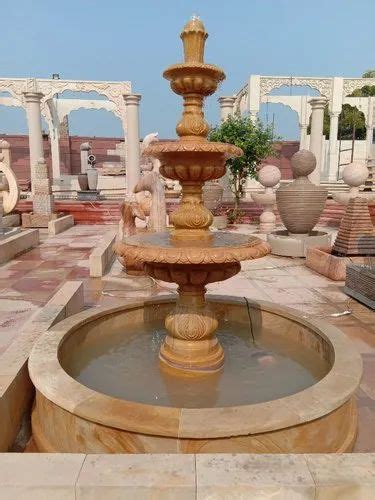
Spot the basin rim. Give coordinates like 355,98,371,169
28,295,362,439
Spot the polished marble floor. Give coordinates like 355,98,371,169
0,224,374,452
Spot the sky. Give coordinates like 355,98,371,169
0,0,374,140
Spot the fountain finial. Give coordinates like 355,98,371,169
180,15,208,63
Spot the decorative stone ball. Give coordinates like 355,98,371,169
342,161,368,187
258,165,281,188
290,149,316,178
0,139,10,149
260,210,276,223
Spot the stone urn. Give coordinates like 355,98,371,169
212,215,227,229
203,181,224,211
87,167,98,191
77,173,89,191
276,150,327,234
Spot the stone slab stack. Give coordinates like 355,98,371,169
22,159,63,228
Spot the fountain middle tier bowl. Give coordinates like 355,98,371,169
29,296,361,454
145,141,242,182
114,231,270,267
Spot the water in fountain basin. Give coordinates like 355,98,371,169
65,318,329,409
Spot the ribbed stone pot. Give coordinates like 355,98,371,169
276,150,327,234
276,182,327,234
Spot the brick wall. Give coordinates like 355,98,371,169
0,134,123,180
0,134,299,182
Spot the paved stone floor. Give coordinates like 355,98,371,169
0,224,374,452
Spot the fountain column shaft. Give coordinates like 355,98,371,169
161,283,224,372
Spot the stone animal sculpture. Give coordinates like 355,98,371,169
115,199,146,275
134,171,167,232
141,133,160,173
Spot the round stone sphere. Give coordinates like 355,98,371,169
258,165,281,187
290,150,316,177
342,161,368,187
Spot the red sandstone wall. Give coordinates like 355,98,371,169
0,134,123,180
0,134,299,182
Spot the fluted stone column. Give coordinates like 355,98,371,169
327,111,340,179
218,96,236,201
123,94,141,194
365,97,374,159
24,92,45,178
218,96,236,121
308,97,327,184
299,124,308,150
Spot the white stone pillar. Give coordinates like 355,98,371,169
123,94,141,194
365,97,374,159
24,92,45,173
327,77,343,181
308,97,327,184
298,96,310,150
248,75,261,122
299,124,308,150
218,96,236,121
218,97,236,201
327,112,340,179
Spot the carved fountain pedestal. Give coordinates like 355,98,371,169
267,150,331,257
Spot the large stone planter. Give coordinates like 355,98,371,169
276,150,327,234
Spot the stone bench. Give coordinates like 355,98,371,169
89,231,116,277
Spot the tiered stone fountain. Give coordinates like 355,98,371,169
29,18,361,454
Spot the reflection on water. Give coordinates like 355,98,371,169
65,320,329,409
125,231,259,249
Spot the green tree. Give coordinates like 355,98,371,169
308,72,375,140
362,70,375,79
339,104,366,140
209,114,277,212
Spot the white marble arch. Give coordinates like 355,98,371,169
0,77,140,185
227,75,375,183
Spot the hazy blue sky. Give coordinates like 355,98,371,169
0,0,374,140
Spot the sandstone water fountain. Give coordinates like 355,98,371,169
29,18,361,453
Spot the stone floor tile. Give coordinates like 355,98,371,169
0,453,85,499
76,454,195,500
305,453,375,499
313,286,350,303
196,454,315,499
251,283,325,305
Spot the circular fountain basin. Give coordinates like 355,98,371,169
29,296,361,454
